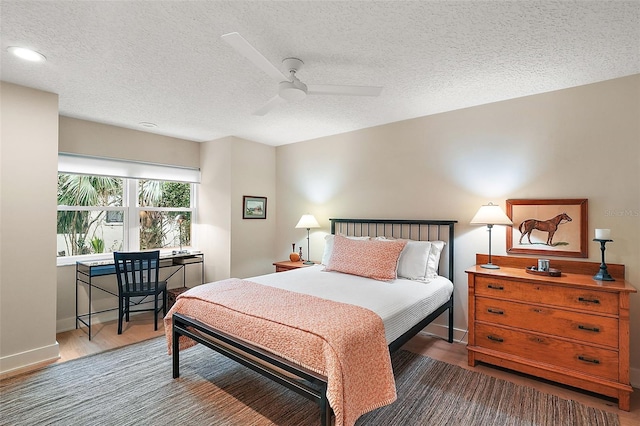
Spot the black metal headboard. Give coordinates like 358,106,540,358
329,218,457,282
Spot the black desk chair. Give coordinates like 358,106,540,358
113,250,167,334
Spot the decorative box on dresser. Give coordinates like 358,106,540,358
466,254,637,411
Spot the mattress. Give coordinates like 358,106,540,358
248,265,454,344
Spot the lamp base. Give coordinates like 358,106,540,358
480,263,500,269
303,260,314,265
593,269,615,281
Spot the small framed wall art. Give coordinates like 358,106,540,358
506,198,588,258
243,196,267,219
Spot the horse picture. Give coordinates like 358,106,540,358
518,212,572,246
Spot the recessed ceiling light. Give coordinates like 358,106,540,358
139,122,158,128
7,46,46,62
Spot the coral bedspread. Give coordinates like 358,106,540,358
164,278,396,426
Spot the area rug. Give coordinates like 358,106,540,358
0,337,619,426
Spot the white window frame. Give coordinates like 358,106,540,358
57,154,200,266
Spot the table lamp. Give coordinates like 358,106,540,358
471,202,513,269
295,214,320,265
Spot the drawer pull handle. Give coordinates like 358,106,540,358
487,335,504,343
487,284,504,290
578,297,600,304
578,325,600,333
487,308,504,315
578,355,600,365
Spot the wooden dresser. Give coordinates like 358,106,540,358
466,254,637,411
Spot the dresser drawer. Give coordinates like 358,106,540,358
475,323,619,381
475,297,619,348
475,276,618,315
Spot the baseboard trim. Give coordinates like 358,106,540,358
56,317,77,333
57,310,146,334
0,342,60,376
630,366,640,389
422,322,468,344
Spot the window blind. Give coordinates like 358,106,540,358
58,153,201,183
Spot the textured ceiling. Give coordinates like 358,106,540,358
1,1,638,146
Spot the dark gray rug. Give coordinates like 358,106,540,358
0,337,619,425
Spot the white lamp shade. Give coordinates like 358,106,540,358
470,203,513,226
295,214,320,229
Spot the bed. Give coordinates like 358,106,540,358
166,218,456,426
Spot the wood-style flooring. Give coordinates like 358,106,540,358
9,313,640,425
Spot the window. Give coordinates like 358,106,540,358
137,179,192,251
57,153,200,264
57,174,125,257
57,174,195,262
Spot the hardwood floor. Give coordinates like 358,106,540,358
32,315,640,425
55,313,165,363
404,333,640,426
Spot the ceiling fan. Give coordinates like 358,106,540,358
221,32,383,115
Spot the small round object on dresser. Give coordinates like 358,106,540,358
289,252,300,262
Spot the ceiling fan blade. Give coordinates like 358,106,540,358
221,32,288,82
253,95,285,116
306,84,383,97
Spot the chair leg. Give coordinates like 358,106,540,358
154,294,158,331
118,296,123,335
125,297,130,322
163,289,167,316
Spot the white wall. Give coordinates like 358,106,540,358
1,83,59,373
275,75,640,383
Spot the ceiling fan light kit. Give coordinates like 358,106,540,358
221,32,383,115
279,80,307,101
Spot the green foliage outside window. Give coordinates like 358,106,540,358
57,174,192,256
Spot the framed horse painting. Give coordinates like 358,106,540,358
506,198,588,258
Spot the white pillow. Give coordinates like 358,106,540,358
375,237,446,282
397,240,432,281
426,241,446,279
321,234,370,265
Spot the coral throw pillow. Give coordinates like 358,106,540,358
325,235,407,281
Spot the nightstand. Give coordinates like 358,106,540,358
273,260,313,272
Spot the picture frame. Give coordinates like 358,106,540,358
243,196,267,219
506,198,588,258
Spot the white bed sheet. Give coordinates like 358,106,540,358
248,265,454,344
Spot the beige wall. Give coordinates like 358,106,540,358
1,83,60,373
198,137,232,283
56,117,202,331
230,138,277,278
59,116,200,168
275,75,640,383
198,136,277,281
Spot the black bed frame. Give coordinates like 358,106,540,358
172,218,457,426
